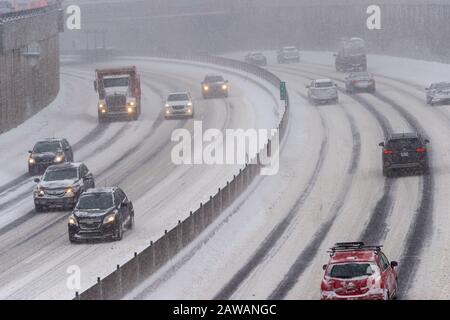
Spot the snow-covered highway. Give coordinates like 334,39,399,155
125,52,450,300
0,57,279,299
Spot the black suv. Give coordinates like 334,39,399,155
33,162,95,212
68,187,135,243
28,138,74,175
201,74,229,99
379,133,430,177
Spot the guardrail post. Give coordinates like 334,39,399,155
117,264,122,298
134,252,140,285
97,277,104,300
74,291,80,300
178,220,182,252
200,203,204,229
209,195,214,223
218,188,223,212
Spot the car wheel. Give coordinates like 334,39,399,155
114,221,123,241
128,212,134,230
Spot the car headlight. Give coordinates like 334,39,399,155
187,102,193,107
165,103,170,108
68,214,78,226
222,84,228,90
127,107,134,113
98,103,105,109
103,214,116,224
54,155,64,163
128,101,135,106
65,187,78,196
187,108,192,113
165,109,171,115
28,157,35,164
35,189,45,197
203,85,209,91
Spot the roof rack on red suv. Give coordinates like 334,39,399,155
328,241,383,256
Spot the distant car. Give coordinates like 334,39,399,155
379,132,430,177
28,138,74,175
68,187,135,243
245,52,267,66
33,162,95,212
345,72,376,93
0,1,13,14
201,74,229,99
425,82,450,106
321,242,398,300
277,46,300,64
334,37,367,72
306,79,339,105
164,92,194,119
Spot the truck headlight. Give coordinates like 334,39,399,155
98,103,105,109
101,109,107,114
127,107,134,113
203,85,209,91
103,214,116,224
128,101,135,106
54,155,64,163
68,214,78,226
222,84,228,90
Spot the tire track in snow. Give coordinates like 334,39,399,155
214,93,331,299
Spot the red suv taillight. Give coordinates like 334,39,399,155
416,147,426,153
383,150,394,154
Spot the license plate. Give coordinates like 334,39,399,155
401,152,409,157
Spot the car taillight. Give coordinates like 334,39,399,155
352,80,357,84
416,147,427,153
383,150,394,154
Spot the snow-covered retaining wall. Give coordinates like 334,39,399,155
75,54,290,300
0,4,63,133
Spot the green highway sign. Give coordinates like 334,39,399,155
280,81,287,101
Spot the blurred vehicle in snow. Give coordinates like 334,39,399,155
10,0,48,11
68,187,134,243
164,92,194,119
306,79,338,105
0,1,13,14
94,66,142,123
334,37,367,72
33,162,95,212
201,74,229,99
425,81,450,106
344,71,376,93
28,138,74,175
277,46,300,64
321,242,398,300
379,132,430,177
244,52,267,66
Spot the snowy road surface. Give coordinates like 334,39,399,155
0,58,279,299
126,52,450,300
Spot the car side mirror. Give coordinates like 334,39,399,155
322,264,327,271
391,261,398,268
64,147,70,151
34,178,40,183
379,142,385,147
28,150,32,154
94,81,98,92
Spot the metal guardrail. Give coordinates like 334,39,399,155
74,54,290,300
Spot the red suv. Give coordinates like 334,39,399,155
320,242,398,300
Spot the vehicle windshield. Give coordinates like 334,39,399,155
284,47,298,52
315,81,334,88
205,76,224,82
43,168,78,181
77,193,114,210
328,263,374,279
349,72,371,79
168,93,189,101
387,138,421,150
103,77,129,88
431,82,450,90
33,141,61,153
